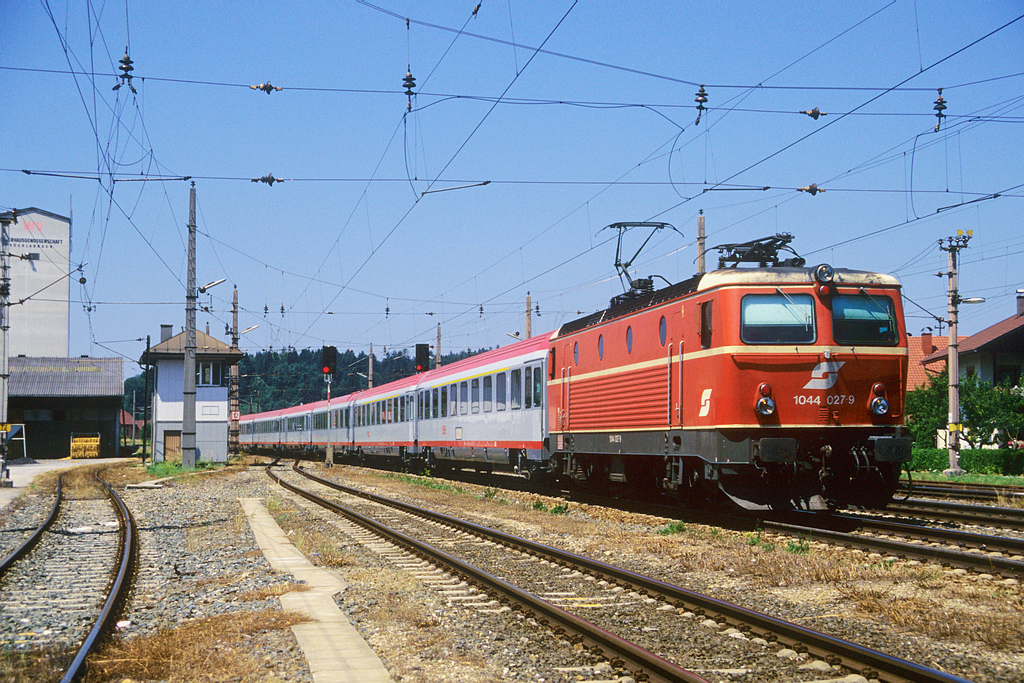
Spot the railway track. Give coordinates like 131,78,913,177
900,478,1024,503
271,461,969,683
885,498,1024,531
0,469,138,682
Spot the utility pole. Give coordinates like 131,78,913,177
697,210,706,275
183,183,198,470
940,231,973,476
435,323,441,369
142,335,150,463
526,292,532,340
368,343,374,388
0,211,14,485
230,286,239,454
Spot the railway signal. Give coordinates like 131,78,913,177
415,343,430,372
322,345,337,375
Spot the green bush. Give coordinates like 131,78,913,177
909,448,1024,475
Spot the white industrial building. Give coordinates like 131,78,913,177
2,208,71,357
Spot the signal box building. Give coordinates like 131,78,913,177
7,356,123,459
140,324,243,463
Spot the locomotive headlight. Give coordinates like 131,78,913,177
870,396,890,416
814,263,835,283
756,396,777,416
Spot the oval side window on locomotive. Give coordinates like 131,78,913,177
740,293,816,344
597,334,604,360
573,341,579,366
626,326,633,353
659,315,667,346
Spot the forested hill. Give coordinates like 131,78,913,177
123,347,491,415
239,347,489,413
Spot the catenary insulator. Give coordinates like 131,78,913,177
694,85,708,125
933,88,947,132
802,107,826,120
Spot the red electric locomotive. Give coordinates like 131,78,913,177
547,229,911,509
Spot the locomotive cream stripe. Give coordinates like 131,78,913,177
548,344,907,387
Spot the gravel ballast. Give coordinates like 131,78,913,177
3,460,1022,682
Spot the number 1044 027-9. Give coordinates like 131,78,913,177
793,394,855,406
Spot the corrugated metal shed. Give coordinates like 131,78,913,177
9,357,123,398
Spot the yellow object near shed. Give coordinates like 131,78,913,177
71,433,101,459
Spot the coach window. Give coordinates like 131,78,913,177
626,326,633,354
659,315,667,346
426,391,432,420
417,392,424,420
510,369,522,409
483,375,493,412
534,365,544,407
496,372,507,411
449,384,457,415
524,367,533,408
460,381,469,415
471,378,480,413
598,334,604,360
700,301,713,349
441,386,448,417
430,388,438,418
573,342,579,366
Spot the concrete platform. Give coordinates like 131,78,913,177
240,498,392,683
0,457,127,511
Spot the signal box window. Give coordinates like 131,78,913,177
510,369,522,410
741,293,816,344
496,373,507,411
832,294,898,345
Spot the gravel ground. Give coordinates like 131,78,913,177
3,459,1023,682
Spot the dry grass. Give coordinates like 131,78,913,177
84,609,310,682
839,582,1024,648
0,647,74,683
264,497,359,568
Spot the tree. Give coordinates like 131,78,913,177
905,369,948,447
905,369,1024,448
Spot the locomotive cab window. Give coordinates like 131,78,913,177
741,293,816,344
832,293,898,345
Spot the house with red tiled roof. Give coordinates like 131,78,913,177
922,290,1024,387
907,330,964,390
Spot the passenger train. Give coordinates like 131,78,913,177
241,233,912,510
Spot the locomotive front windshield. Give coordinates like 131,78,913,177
741,293,816,344
832,293,898,345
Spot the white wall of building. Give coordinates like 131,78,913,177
8,209,70,357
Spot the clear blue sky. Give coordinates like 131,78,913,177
3,1,1022,376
